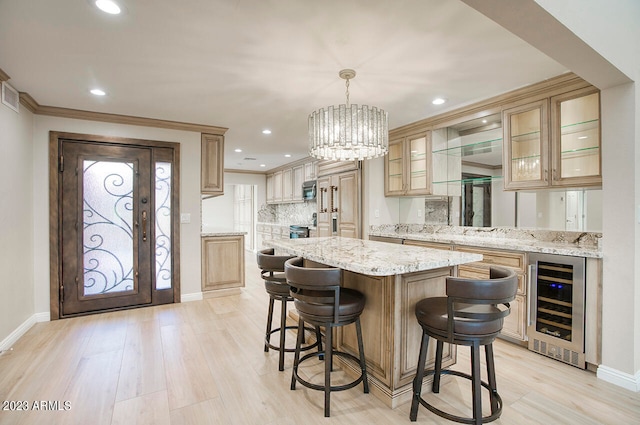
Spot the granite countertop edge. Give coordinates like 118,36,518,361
369,230,602,259
201,231,247,237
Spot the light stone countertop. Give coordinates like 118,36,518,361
264,236,482,276
369,229,602,258
201,230,247,237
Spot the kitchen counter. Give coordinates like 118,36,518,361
265,236,481,408
201,230,247,237
265,236,481,276
369,225,602,258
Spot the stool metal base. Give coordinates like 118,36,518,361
264,295,322,371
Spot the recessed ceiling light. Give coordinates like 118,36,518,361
90,88,106,96
482,119,487,124
234,148,242,153
284,154,291,158
95,0,121,14
432,98,446,105
578,136,588,140
260,164,266,167
262,129,272,135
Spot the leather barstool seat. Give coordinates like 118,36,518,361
257,248,321,371
285,257,369,417
410,266,518,425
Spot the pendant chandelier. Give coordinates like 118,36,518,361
308,69,388,161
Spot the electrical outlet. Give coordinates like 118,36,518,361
180,213,191,223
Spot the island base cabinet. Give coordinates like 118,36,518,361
335,267,456,408
201,236,245,292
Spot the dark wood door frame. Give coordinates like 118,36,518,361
49,131,181,319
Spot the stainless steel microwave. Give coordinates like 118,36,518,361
302,180,316,200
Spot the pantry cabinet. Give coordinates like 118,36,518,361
503,87,601,190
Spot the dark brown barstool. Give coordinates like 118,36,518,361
410,266,518,425
257,248,322,371
284,256,369,417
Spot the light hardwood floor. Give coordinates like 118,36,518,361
1,258,639,425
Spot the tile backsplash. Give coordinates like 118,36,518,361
258,201,317,225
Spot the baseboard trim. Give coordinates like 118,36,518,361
181,292,203,302
0,312,49,353
597,365,640,392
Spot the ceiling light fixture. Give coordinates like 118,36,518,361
260,164,266,167
308,69,388,161
432,98,446,105
90,88,106,96
284,154,291,158
234,148,242,153
262,129,272,135
95,0,121,14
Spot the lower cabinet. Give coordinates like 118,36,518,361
454,246,527,343
201,235,245,292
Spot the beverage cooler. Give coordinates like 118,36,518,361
527,253,586,368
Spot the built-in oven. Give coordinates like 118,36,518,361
289,225,309,239
527,253,586,368
302,181,316,201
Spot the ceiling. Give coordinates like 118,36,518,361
0,0,567,172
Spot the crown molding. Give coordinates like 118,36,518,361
19,92,39,113
0,68,10,82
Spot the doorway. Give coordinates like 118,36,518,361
50,132,180,318
462,173,492,227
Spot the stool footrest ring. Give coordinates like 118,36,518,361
414,369,502,424
291,350,367,393
265,325,321,353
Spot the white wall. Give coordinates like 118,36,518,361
0,103,34,345
32,116,205,311
362,157,399,237
201,171,266,231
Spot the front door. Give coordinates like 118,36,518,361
56,136,178,316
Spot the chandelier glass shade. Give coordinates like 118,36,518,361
308,70,388,161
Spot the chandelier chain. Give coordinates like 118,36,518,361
345,78,350,107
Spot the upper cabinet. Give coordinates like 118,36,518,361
266,158,315,204
201,133,224,196
503,87,601,190
385,132,432,196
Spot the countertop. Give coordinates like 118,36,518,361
368,227,602,258
264,236,482,276
201,229,247,237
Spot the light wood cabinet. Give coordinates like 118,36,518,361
201,235,245,291
266,161,311,204
454,246,527,342
304,160,318,181
201,134,224,195
384,132,432,196
503,87,601,190
317,169,360,238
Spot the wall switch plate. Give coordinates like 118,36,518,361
180,213,191,223
374,209,380,218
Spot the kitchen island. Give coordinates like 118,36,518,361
265,236,482,408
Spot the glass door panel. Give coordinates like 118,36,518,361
409,136,428,191
510,108,542,182
558,92,600,179
386,140,404,193
155,162,172,290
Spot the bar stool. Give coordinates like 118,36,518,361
410,266,518,425
257,248,322,371
284,256,369,417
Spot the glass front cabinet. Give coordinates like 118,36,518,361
503,88,601,190
384,131,432,196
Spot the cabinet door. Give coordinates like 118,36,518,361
282,168,293,201
201,134,224,195
316,176,332,237
385,138,405,195
292,165,304,201
304,161,318,181
503,100,549,190
201,236,245,291
266,174,274,203
406,132,432,195
273,170,283,202
335,170,360,239
550,87,601,187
